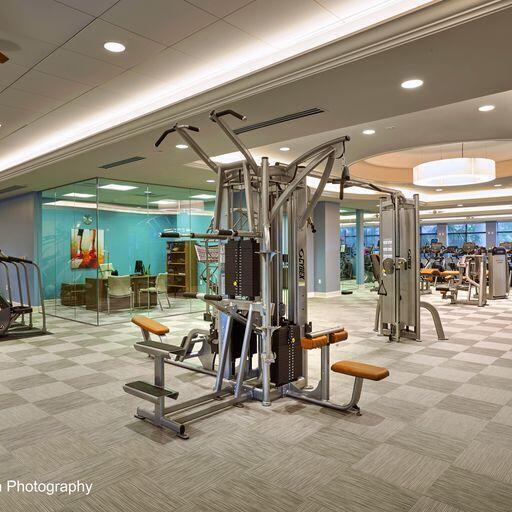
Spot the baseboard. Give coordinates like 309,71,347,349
309,290,341,298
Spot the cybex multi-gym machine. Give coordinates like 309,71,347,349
124,110,390,438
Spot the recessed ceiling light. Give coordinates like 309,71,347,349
190,194,215,199
99,184,137,191
63,192,96,198
206,179,215,183
435,188,443,192
457,204,463,207
150,199,177,205
175,144,189,149
478,104,495,112
104,41,125,53
494,183,503,187
362,129,375,135
401,78,423,89
279,147,290,152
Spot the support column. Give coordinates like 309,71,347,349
437,223,447,245
486,221,496,248
313,201,340,297
355,209,365,286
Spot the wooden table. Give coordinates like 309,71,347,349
85,275,157,312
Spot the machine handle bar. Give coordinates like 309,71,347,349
209,109,246,122
0,255,33,264
183,292,223,301
306,326,345,338
154,124,200,147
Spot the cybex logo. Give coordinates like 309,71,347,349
298,248,305,280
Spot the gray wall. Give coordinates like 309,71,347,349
0,193,40,304
313,201,340,294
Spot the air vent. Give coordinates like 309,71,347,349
0,185,26,195
99,156,145,169
233,108,325,134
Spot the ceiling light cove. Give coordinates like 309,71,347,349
401,78,423,89
362,129,376,135
104,41,126,53
494,184,503,187
478,104,495,112
190,194,216,200
175,144,189,149
63,192,96,198
0,1,435,175
279,147,290,152
98,184,137,191
413,158,496,187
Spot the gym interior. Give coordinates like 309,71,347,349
0,2,511,511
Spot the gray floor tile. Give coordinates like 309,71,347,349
426,466,512,512
387,426,467,462
413,408,487,441
311,468,419,512
436,394,503,420
353,443,449,493
454,440,512,484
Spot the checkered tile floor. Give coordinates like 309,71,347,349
1,289,512,511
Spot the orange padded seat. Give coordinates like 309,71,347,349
331,361,389,381
420,268,440,275
329,330,348,344
301,335,328,350
132,316,169,336
440,271,459,279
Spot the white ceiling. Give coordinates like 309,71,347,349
0,0,435,173
0,0,512,226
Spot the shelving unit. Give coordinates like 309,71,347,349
166,241,198,296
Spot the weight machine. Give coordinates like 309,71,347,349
334,172,446,342
0,251,47,338
124,109,390,437
436,242,488,307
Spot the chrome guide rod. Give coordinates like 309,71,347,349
414,194,421,340
242,162,255,233
260,157,273,406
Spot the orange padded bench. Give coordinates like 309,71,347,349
286,327,388,415
132,316,169,336
331,361,389,381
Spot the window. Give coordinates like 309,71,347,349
497,222,512,245
447,223,486,247
420,224,438,247
340,226,356,249
364,225,379,249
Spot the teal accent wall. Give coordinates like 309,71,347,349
41,206,212,299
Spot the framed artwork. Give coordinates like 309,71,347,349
70,228,104,269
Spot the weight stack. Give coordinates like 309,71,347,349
270,324,302,387
224,239,260,298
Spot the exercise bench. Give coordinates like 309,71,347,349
286,327,389,414
123,315,189,438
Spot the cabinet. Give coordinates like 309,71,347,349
166,241,198,296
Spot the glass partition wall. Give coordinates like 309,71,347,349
41,178,215,325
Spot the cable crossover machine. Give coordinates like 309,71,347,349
335,170,446,343
124,109,390,438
